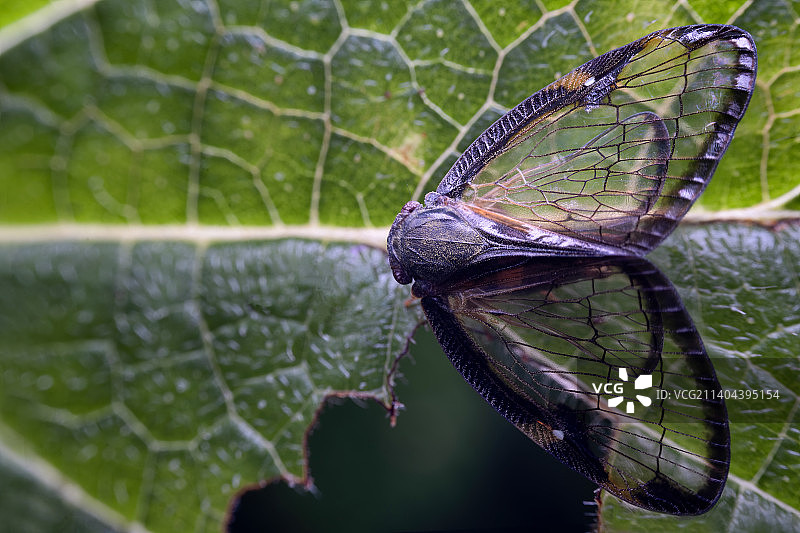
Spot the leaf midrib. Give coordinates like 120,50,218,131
1,209,798,249
0,224,391,248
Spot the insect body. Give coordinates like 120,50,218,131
387,25,756,515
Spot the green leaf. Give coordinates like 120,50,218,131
0,0,52,29
0,0,798,531
0,240,416,531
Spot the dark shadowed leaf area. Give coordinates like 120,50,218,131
0,224,798,533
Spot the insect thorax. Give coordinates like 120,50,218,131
387,197,492,285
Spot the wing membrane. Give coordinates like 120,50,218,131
421,256,729,514
439,25,756,253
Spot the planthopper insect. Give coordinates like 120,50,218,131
387,25,756,515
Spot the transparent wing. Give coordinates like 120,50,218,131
421,256,729,514
438,25,756,253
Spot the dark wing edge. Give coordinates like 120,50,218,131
420,256,729,515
